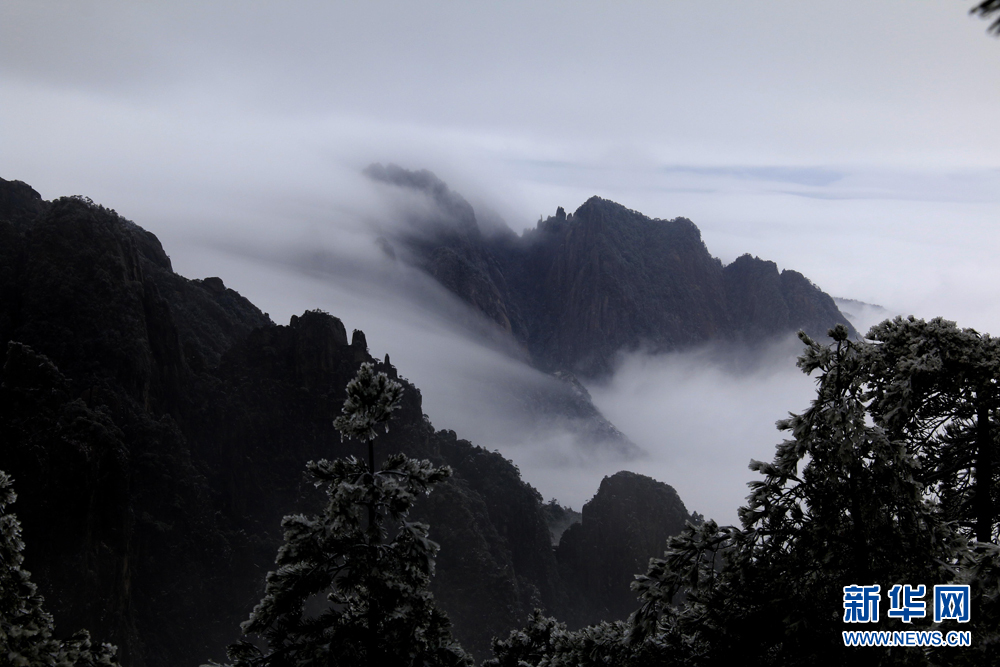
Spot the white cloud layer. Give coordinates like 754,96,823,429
587,339,817,524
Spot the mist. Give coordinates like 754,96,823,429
12,143,989,524
126,166,841,527
167,173,646,493
4,1,1000,531
223,217,822,526
587,338,817,525
23,143,975,526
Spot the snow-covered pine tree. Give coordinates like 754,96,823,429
490,324,1000,666
628,325,1000,666
217,363,471,667
0,470,119,666
864,316,1000,543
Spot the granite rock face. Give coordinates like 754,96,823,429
370,165,855,377
366,166,641,456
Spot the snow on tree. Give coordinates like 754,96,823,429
0,470,119,667
628,325,1000,665
215,363,471,667
864,316,999,542
490,323,1000,666
485,611,636,667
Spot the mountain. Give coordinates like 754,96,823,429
0,178,692,664
556,471,692,627
367,164,856,377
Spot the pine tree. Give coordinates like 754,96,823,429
218,363,471,667
629,326,1000,666
491,324,1000,666
0,470,119,667
864,317,999,542
972,0,1000,34
486,611,637,667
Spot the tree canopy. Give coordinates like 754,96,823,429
972,0,1000,34
217,363,471,667
489,320,1000,666
0,470,120,667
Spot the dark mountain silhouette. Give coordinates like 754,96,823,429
367,164,856,377
0,177,692,665
556,471,692,626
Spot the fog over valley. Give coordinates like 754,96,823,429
150,170,828,523
5,3,1000,665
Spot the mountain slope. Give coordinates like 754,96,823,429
369,165,855,377
556,471,692,626
0,177,693,664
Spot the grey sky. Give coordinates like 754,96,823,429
2,1,999,521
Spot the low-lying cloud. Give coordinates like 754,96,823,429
157,173,827,527
587,338,817,525
181,182,645,488
84,155,956,530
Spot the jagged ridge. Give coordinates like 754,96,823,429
368,165,856,377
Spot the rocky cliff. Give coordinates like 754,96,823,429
369,165,855,377
0,178,694,665
556,471,693,626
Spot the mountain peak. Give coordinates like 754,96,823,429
574,194,639,219
382,169,854,376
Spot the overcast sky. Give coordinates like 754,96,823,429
3,1,999,521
